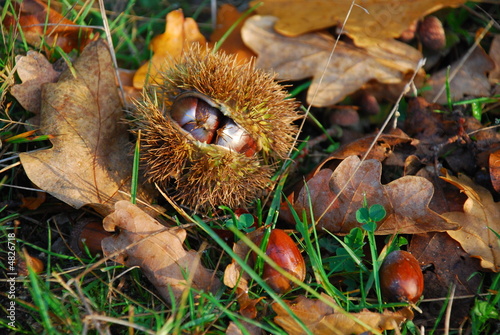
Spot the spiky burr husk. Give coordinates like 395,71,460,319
132,45,301,210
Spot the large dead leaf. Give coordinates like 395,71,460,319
422,47,495,104
19,40,150,216
10,51,61,113
102,201,221,304
133,9,206,89
283,155,458,235
251,0,474,45
3,0,96,53
441,174,500,272
273,294,410,335
241,15,422,106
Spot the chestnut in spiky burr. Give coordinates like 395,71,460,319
131,45,301,210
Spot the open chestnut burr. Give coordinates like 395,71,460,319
131,45,301,210
169,92,257,157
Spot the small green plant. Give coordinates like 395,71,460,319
356,200,387,308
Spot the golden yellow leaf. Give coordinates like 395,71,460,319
133,9,206,89
251,0,475,46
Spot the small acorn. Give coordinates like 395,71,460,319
132,45,301,210
417,16,446,50
71,218,113,256
379,250,424,303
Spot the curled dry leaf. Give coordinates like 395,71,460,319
283,155,458,235
241,16,422,106
273,293,410,335
223,229,263,319
102,201,221,304
422,47,495,104
441,174,500,272
19,40,152,216
133,9,206,89
2,0,95,53
10,51,61,113
250,0,474,45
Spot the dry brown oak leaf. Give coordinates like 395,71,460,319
441,174,500,272
422,47,495,104
10,51,61,114
102,201,221,304
284,155,458,235
241,15,422,106
273,293,411,335
19,40,151,216
251,0,476,46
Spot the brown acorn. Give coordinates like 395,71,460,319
132,45,301,210
417,16,446,50
251,229,306,294
379,250,424,303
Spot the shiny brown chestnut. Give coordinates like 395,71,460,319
252,229,306,294
170,92,222,144
71,219,113,256
216,119,257,157
379,250,424,303
170,92,258,157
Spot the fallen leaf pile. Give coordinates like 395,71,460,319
6,2,500,334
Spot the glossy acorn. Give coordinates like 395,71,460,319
71,218,113,256
379,250,424,303
252,229,306,294
131,45,301,210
